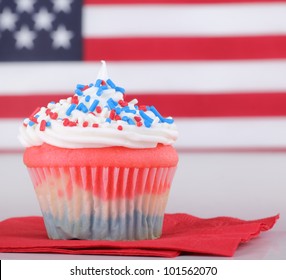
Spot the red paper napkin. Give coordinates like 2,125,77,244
0,214,279,257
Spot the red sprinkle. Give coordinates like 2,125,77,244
68,121,77,127
50,112,58,120
109,109,116,120
96,106,102,113
82,121,89,127
63,118,70,126
45,108,51,115
134,116,141,122
101,80,106,86
29,107,41,118
29,116,38,124
137,121,143,127
40,120,46,131
23,123,27,127
71,95,79,104
115,115,121,121
118,100,128,107
92,123,99,128
82,85,89,91
117,125,123,131
139,105,147,111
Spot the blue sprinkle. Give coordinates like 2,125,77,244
115,107,122,114
107,98,118,109
46,121,51,127
105,118,111,123
85,95,91,102
89,99,99,112
96,85,108,96
106,79,116,89
162,118,174,124
134,105,139,110
75,88,83,96
144,120,152,128
122,116,129,122
122,106,136,114
35,114,39,118
79,103,88,113
77,103,88,113
28,121,35,126
127,118,136,125
76,84,85,89
96,88,103,96
66,103,77,116
139,110,153,123
149,106,174,124
49,101,56,104
77,103,82,110
121,116,135,125
89,83,94,87
95,79,102,87
149,106,164,122
115,86,125,94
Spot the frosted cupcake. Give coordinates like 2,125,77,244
19,61,178,240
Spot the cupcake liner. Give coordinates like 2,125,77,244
28,166,176,240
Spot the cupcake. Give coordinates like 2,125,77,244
19,61,178,240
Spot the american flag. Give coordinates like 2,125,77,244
1,0,286,152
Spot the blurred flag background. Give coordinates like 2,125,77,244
1,0,286,152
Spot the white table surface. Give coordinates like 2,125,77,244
1,151,285,260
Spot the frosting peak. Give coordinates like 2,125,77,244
19,61,178,149
96,60,109,81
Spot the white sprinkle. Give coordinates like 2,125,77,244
145,110,156,119
77,116,84,125
102,122,111,128
100,107,109,118
152,117,160,126
87,113,97,122
47,103,56,109
129,98,138,105
116,120,126,126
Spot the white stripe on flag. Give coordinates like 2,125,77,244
83,3,286,37
3,118,286,150
1,61,286,94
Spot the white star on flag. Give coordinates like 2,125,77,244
51,25,73,49
15,0,36,13
33,8,55,31
14,25,36,49
0,8,18,31
52,0,73,13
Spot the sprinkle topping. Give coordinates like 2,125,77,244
20,61,177,149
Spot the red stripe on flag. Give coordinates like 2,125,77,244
1,94,68,119
84,36,286,61
1,93,286,118
84,0,286,5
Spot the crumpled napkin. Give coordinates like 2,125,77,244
0,213,279,257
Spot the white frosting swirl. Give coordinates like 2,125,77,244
18,61,178,149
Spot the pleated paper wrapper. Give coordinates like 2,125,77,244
27,166,177,240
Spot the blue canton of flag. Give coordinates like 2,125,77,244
0,0,82,61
